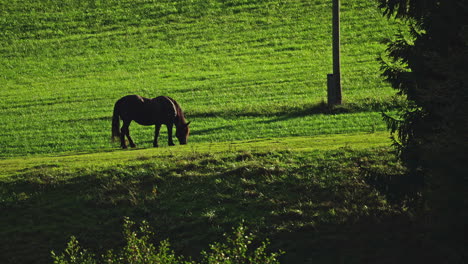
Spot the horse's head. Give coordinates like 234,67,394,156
176,121,190,145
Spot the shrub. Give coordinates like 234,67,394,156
52,218,283,264
51,236,97,264
201,223,283,264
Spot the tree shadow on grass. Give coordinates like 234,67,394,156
0,150,440,264
187,96,406,120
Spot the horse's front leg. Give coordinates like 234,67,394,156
167,123,175,146
153,124,161,147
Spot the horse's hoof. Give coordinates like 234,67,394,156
130,145,136,148
153,144,159,148
169,143,175,146
121,146,128,149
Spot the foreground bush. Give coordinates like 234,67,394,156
52,218,283,264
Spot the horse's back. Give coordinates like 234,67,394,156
153,96,175,108
116,95,148,105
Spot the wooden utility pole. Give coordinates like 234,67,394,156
327,0,342,106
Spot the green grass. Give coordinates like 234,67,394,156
0,1,424,263
1,133,429,263
0,0,404,157
0,132,391,178
1,142,417,264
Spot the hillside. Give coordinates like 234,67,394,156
1,135,423,263
0,1,428,263
0,0,403,157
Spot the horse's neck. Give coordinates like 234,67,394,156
174,116,185,127
171,102,185,126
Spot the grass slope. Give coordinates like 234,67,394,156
0,0,403,157
0,1,423,263
1,141,422,264
0,132,390,178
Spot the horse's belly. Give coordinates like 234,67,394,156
133,115,171,126
133,118,156,126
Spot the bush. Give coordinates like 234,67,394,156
201,223,283,264
51,236,97,264
52,218,283,264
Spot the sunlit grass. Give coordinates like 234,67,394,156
0,131,390,178
0,0,403,157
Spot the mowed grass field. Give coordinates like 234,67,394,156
0,0,403,157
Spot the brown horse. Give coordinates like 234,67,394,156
112,95,190,148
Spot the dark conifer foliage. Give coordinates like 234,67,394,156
379,0,468,260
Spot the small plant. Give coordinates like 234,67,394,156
51,236,96,264
52,218,283,264
103,217,185,264
201,223,284,264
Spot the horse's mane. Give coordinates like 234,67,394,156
166,96,187,125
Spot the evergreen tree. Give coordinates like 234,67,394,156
378,0,468,260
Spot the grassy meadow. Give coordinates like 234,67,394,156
0,0,430,263
1,0,404,157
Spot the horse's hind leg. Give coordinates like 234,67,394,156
120,125,127,149
121,121,136,148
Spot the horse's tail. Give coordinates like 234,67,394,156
111,102,121,141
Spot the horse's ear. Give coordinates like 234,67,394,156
185,121,191,127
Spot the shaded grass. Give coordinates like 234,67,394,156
1,146,432,264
